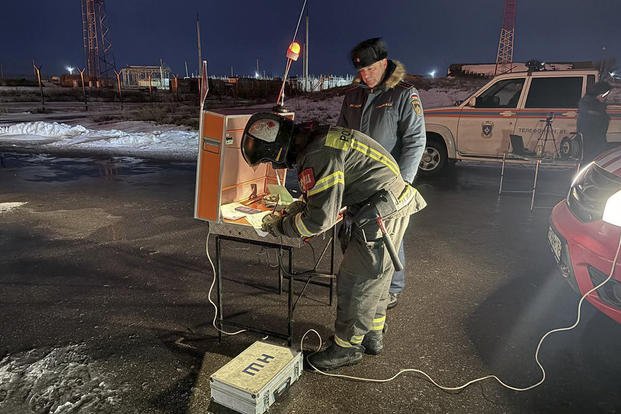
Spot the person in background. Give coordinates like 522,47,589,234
337,37,426,309
577,81,612,162
240,113,426,370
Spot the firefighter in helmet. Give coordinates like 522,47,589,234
241,113,426,370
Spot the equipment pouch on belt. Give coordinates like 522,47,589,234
353,189,399,228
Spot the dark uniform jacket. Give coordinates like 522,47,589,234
337,60,426,183
577,94,610,160
280,127,426,239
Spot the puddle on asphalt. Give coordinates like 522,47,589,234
1,152,194,182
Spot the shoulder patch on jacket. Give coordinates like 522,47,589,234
298,168,316,193
411,93,423,115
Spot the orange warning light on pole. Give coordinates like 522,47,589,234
286,42,301,61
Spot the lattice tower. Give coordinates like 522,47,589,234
494,0,517,75
81,0,115,81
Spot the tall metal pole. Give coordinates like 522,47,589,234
196,13,202,78
33,61,44,111
79,68,88,111
305,12,309,91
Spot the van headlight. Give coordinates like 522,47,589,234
603,190,621,227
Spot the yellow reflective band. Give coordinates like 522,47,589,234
396,186,415,209
371,316,386,331
325,129,353,150
275,147,283,161
334,335,352,348
294,212,314,237
351,139,399,176
307,171,345,197
373,316,386,324
351,335,364,345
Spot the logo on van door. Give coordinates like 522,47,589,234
481,121,494,138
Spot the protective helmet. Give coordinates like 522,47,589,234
241,112,295,168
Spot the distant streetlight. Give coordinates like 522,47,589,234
66,66,75,75
428,69,437,78
255,71,260,79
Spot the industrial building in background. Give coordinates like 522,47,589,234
120,65,171,90
81,0,115,84
495,0,517,75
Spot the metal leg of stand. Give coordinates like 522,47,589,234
287,247,293,346
499,152,507,195
215,235,223,343
530,159,541,212
329,227,336,305
278,246,283,295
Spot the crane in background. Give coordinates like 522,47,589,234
494,0,517,75
81,0,115,83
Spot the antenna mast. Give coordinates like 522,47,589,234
494,0,517,76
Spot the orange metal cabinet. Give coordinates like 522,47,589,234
194,109,293,223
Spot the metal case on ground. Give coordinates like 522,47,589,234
210,341,303,414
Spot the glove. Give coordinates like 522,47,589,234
262,213,284,237
284,200,306,216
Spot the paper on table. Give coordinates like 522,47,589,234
267,184,294,205
245,211,272,237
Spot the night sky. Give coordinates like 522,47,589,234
2,0,620,78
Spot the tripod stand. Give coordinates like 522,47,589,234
534,114,559,159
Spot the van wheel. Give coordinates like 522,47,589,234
419,139,447,176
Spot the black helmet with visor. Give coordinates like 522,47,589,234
241,112,295,169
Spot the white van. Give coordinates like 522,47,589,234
421,69,621,175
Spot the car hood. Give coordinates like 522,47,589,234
594,146,621,177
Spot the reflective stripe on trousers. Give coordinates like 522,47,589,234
334,213,410,346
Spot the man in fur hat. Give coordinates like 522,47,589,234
337,37,426,311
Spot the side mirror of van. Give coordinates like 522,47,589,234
454,99,464,106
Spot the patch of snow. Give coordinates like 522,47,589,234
0,202,27,213
0,86,478,159
0,344,123,413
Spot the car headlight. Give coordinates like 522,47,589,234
603,190,621,227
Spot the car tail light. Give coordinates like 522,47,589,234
567,164,621,222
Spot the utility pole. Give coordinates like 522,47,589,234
78,68,88,111
33,61,44,111
196,13,202,78
304,11,309,91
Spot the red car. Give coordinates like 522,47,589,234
548,146,621,323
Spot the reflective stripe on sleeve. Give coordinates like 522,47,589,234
307,171,344,197
294,212,314,237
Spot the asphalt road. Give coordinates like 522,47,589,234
1,152,621,414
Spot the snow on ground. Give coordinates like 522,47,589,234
0,86,476,160
0,121,198,160
0,201,27,213
0,344,123,413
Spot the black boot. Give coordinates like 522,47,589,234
307,342,364,371
361,330,384,355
